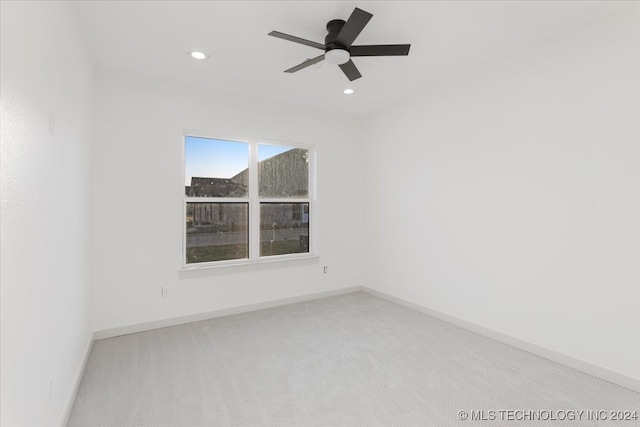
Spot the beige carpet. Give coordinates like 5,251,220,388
67,292,639,426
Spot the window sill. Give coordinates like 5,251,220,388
179,254,320,277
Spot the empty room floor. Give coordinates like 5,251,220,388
67,292,639,426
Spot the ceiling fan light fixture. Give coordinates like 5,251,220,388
325,49,350,65
189,51,209,60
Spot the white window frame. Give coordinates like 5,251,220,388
181,130,316,270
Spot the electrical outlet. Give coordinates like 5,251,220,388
323,266,328,274
161,286,168,297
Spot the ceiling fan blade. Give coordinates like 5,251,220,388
268,31,325,50
350,44,411,57
335,8,373,48
284,55,325,73
339,59,362,81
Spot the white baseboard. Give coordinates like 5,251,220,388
362,287,640,394
93,286,363,340
58,334,94,427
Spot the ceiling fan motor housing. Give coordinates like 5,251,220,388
325,19,347,51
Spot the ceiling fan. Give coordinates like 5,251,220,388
268,7,411,82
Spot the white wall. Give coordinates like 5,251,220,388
2,6,636,425
363,11,640,382
91,69,363,332
0,2,94,427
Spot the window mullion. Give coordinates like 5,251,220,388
185,197,250,203
249,141,259,260
258,198,310,204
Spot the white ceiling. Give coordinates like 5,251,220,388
74,1,635,115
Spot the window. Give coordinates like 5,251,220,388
183,135,313,267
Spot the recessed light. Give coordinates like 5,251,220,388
343,88,354,95
189,51,208,60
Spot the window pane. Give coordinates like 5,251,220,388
260,203,309,257
186,203,248,263
185,137,249,197
258,145,309,198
